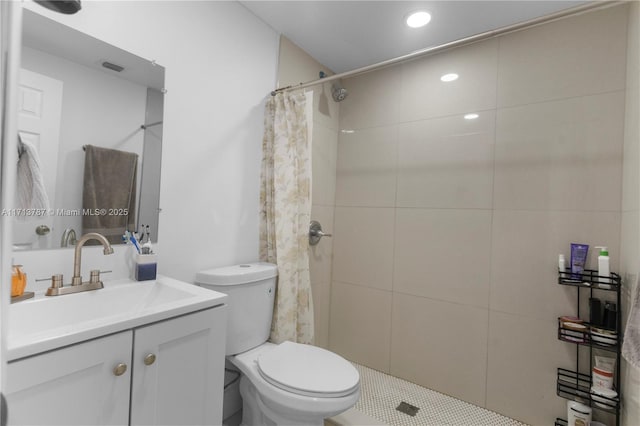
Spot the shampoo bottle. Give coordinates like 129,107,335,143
596,246,611,288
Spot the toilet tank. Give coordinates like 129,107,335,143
196,263,277,355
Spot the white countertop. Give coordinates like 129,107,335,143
7,275,227,361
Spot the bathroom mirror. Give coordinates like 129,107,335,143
14,8,164,250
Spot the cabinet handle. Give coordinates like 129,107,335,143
144,353,156,366
113,363,127,376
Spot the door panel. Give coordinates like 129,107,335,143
14,68,63,249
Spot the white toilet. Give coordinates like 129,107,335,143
196,262,360,426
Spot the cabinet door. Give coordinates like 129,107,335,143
5,331,132,425
131,307,227,426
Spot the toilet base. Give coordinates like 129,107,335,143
239,376,324,426
230,343,359,426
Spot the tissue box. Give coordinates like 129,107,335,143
135,254,157,281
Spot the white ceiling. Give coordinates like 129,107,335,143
241,1,591,74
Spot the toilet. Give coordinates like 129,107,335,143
195,262,360,426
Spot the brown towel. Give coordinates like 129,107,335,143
82,145,138,244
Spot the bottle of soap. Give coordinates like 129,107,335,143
11,264,26,297
596,246,610,288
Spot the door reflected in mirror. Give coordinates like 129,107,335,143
14,8,164,251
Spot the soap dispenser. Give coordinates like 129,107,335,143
596,246,611,288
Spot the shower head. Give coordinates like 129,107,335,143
331,84,348,102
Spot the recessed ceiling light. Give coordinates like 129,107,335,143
406,11,431,28
440,73,459,82
341,129,355,134
464,113,479,120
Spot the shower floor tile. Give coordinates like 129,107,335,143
342,362,528,426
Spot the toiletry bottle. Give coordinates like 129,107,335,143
567,400,592,426
602,302,617,331
570,243,589,280
596,246,610,288
559,254,566,272
589,298,601,326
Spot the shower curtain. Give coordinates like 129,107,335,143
259,91,314,345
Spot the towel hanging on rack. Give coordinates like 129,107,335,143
16,134,50,214
82,144,138,244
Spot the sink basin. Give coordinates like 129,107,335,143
7,275,227,361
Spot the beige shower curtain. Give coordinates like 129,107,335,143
259,91,314,344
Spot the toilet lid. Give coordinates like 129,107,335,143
257,341,360,398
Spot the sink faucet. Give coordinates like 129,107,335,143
60,228,77,247
71,232,114,285
46,232,114,296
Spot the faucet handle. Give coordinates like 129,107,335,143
51,274,63,288
89,270,113,284
36,274,63,288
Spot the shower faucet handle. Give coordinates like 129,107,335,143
309,220,332,246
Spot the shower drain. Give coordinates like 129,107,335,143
396,401,420,417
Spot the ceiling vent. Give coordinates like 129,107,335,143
102,61,124,72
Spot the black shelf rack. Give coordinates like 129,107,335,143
557,368,619,412
558,269,622,291
557,319,618,351
556,268,622,426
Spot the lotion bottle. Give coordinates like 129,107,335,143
596,246,611,288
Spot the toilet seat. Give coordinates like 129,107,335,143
257,341,360,398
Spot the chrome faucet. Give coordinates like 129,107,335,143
60,228,77,247
46,232,114,296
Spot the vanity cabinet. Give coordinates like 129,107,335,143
5,331,132,425
5,307,226,426
131,307,226,425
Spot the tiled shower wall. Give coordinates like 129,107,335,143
329,5,629,425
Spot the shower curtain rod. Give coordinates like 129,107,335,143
270,1,620,96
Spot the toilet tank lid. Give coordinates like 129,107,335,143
196,262,278,286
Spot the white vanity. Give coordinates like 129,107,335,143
4,276,227,425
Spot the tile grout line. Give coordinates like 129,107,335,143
387,123,400,375
484,33,502,411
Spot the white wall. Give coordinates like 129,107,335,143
18,1,279,282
